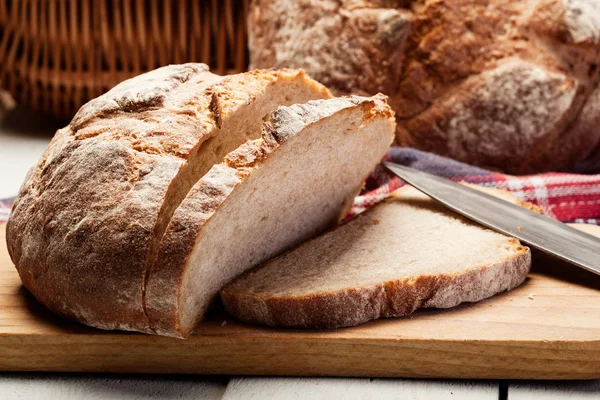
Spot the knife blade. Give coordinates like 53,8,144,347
382,160,600,276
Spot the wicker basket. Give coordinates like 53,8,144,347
0,0,250,120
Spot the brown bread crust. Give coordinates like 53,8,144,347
249,0,600,173
6,64,330,333
221,248,530,329
7,64,212,332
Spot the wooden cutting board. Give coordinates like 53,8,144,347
1,224,599,379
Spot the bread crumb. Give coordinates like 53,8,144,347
528,293,535,300
221,320,227,327
518,226,523,231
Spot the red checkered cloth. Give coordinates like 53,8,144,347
352,148,600,224
2,147,600,224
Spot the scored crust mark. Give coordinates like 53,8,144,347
208,90,222,129
400,59,581,171
71,63,209,132
220,185,533,329
65,64,223,159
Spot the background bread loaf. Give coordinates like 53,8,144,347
249,0,600,174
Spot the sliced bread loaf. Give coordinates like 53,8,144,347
6,64,330,333
146,95,395,337
221,185,533,329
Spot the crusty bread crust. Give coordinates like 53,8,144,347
146,95,395,337
6,64,330,333
7,64,212,333
220,185,533,329
221,247,530,329
249,0,600,173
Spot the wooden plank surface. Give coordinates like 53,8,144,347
223,378,498,400
0,224,599,379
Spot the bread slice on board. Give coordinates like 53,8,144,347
146,95,396,338
221,185,533,329
6,64,330,333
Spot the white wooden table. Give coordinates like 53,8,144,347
0,106,598,399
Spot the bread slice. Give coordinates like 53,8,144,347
6,64,330,333
221,185,533,329
145,95,395,337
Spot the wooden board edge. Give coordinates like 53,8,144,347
1,335,599,379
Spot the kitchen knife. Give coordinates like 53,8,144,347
382,161,600,276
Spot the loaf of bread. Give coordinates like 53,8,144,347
221,185,535,329
249,0,600,174
6,63,395,337
6,64,331,334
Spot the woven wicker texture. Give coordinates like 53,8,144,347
0,0,250,120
